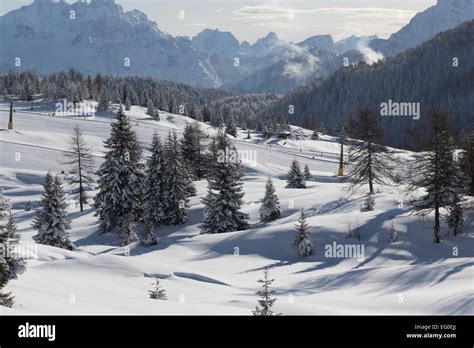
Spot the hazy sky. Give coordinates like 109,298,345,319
0,0,437,42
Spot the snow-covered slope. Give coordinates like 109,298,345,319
370,0,474,56
0,100,472,315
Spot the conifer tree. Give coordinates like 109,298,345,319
293,209,313,257
388,220,398,242
161,131,192,225
226,114,238,137
409,108,463,243
96,91,110,112
347,106,395,194
125,97,131,111
146,99,155,116
0,187,11,218
447,195,464,236
259,176,281,222
303,164,313,181
360,194,375,212
94,106,143,244
181,122,205,180
286,159,306,188
0,214,25,280
0,261,14,308
33,173,75,250
201,130,249,234
148,278,167,300
460,132,474,195
63,125,95,212
252,268,278,316
141,132,165,245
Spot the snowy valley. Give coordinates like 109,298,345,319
0,100,472,315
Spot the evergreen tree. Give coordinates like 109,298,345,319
201,130,249,234
125,97,131,111
293,209,313,257
252,268,278,316
146,99,155,116
259,176,281,222
0,261,14,308
202,105,211,123
141,132,165,245
181,122,205,180
96,91,110,112
0,214,25,280
347,106,395,194
303,164,313,181
286,159,306,188
94,106,143,244
360,194,375,212
63,125,95,212
447,195,464,236
311,129,319,140
388,220,398,242
24,201,32,212
0,187,11,218
33,173,75,250
148,278,167,300
226,114,238,137
409,108,463,243
460,132,474,195
152,108,160,121
161,131,192,225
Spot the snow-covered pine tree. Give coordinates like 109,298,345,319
125,97,131,111
460,132,474,195
0,214,25,280
347,106,395,194
141,132,165,246
0,261,14,308
286,159,306,188
447,194,464,236
0,187,11,218
247,129,251,139
259,176,281,222
146,99,155,116
252,268,278,316
201,130,249,234
293,209,313,257
96,91,110,112
94,105,144,243
226,114,238,137
33,173,75,250
311,129,319,140
181,122,205,180
63,125,95,212
148,278,167,300
360,194,375,212
388,220,398,242
409,108,464,243
303,164,313,181
161,131,192,225
152,108,160,121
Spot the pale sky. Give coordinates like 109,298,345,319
0,0,437,43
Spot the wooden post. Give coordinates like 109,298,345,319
8,101,13,130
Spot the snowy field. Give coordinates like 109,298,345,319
0,101,473,315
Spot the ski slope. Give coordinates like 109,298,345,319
0,100,473,315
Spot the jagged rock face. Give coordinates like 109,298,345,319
370,0,474,56
0,0,220,88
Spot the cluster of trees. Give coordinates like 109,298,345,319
0,190,25,307
345,105,470,243
265,21,474,150
0,70,280,129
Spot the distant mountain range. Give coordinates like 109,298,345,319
264,20,474,149
0,0,473,94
